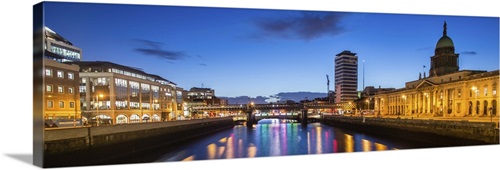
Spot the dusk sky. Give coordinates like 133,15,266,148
43,2,499,98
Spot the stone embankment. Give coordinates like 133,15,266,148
44,117,234,168
322,115,499,145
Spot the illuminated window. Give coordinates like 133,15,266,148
46,85,52,92
69,102,75,108
457,89,461,98
59,101,65,108
58,86,64,93
45,69,52,76
493,84,497,96
484,86,488,96
68,87,74,94
47,101,54,108
57,71,64,78
130,114,140,123
116,115,128,124
68,73,74,80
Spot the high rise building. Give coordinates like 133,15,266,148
334,50,359,103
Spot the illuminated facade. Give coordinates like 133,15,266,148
43,27,82,127
70,61,181,125
334,50,358,103
44,27,82,62
374,22,499,118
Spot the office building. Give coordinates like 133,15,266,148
334,50,359,103
43,26,82,127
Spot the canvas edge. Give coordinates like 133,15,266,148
33,1,44,168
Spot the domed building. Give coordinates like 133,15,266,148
430,21,460,77
373,21,499,119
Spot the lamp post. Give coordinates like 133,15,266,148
471,86,478,116
96,94,103,126
153,98,158,121
365,99,369,116
489,107,493,123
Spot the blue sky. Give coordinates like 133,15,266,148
43,2,499,97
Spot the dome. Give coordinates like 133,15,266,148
436,35,454,48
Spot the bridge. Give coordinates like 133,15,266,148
191,103,349,126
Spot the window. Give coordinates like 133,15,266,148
493,84,497,96
484,86,488,96
58,86,64,93
57,71,64,78
69,102,75,108
45,69,52,76
457,89,461,98
47,101,54,108
46,85,52,92
68,87,74,94
68,73,74,80
59,101,64,108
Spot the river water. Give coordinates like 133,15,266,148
154,119,433,162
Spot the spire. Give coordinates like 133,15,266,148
443,21,447,36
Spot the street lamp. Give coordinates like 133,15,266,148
471,86,478,116
153,98,158,121
365,99,369,112
96,93,103,126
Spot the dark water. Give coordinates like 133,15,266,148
154,119,431,162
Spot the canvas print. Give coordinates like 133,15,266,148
33,1,500,168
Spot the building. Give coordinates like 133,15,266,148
187,87,215,101
373,22,499,118
69,61,180,125
334,50,359,103
356,86,395,114
43,27,82,127
187,87,223,105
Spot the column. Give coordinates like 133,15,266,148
246,108,253,127
109,77,116,110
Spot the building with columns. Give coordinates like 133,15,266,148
373,22,499,118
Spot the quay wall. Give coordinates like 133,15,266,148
43,117,234,168
322,115,499,145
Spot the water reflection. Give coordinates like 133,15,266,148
156,119,403,162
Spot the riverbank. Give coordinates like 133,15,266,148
43,117,234,168
321,115,499,146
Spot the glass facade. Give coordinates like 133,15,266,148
141,83,151,109
50,44,81,61
115,78,128,109
130,81,140,109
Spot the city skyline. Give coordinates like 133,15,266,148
43,2,499,98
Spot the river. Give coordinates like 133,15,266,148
153,119,434,162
